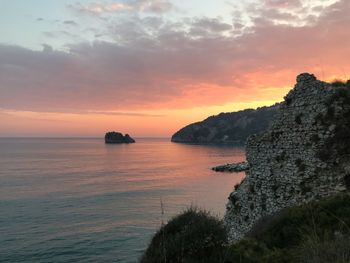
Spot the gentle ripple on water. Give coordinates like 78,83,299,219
0,138,246,262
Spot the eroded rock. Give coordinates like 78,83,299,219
225,73,350,242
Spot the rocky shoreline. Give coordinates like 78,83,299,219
212,162,249,173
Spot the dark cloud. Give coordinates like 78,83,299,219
70,0,173,15
263,0,302,8
42,30,81,41
243,0,339,27
0,0,349,113
190,17,232,37
42,44,53,52
42,31,56,38
63,20,78,26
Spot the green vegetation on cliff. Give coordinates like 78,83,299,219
141,194,350,263
331,79,350,88
171,105,279,144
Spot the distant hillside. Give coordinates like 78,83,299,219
171,104,280,144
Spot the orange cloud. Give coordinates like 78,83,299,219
0,0,349,136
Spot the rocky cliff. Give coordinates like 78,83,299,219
171,105,279,144
225,73,350,242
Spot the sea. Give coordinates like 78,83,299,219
0,138,246,263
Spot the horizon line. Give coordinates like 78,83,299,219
0,136,171,139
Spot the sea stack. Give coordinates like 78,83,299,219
105,132,135,144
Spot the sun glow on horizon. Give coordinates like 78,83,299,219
0,0,349,136
0,96,285,137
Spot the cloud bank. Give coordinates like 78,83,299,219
70,0,173,15
0,0,349,114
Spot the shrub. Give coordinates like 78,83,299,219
251,194,350,249
295,159,306,172
295,114,302,125
345,174,350,191
331,80,348,87
193,127,210,139
310,134,320,143
318,87,350,160
141,194,350,263
271,184,279,193
297,234,350,263
141,207,227,263
327,87,350,105
226,238,293,263
300,184,312,195
227,194,350,263
234,183,240,190
276,150,286,162
316,148,332,162
249,184,255,194
331,79,350,88
229,194,238,204
271,131,283,139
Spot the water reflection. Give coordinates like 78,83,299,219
0,138,246,262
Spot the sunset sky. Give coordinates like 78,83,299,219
1,0,349,137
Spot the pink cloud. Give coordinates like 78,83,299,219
0,0,349,114
263,0,301,8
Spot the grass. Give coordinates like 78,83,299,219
141,194,350,263
297,234,350,263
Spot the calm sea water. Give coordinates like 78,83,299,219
0,138,245,263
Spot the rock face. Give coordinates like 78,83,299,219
105,132,135,144
225,73,350,242
171,105,279,144
212,162,249,173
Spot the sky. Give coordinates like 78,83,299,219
0,0,349,137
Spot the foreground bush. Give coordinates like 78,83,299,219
141,207,227,263
297,234,350,263
331,79,350,88
141,194,350,262
231,193,350,263
250,193,350,249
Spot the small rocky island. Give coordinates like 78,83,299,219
212,162,249,173
105,132,135,144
